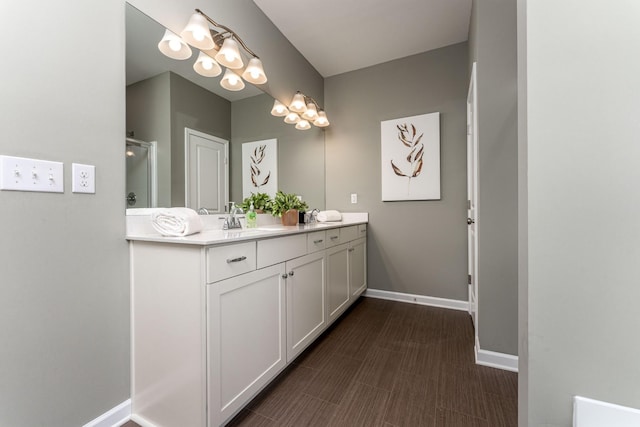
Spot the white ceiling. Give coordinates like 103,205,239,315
253,0,472,77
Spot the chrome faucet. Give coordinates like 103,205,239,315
308,209,320,223
223,202,244,230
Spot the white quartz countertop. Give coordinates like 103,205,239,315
126,212,368,247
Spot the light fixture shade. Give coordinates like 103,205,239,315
158,29,192,60
295,119,311,130
220,69,245,91
313,110,330,127
180,13,215,50
215,38,244,69
242,57,268,84
284,112,301,124
193,51,222,77
271,100,289,117
301,102,319,121
289,92,307,113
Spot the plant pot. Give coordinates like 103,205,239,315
281,209,298,226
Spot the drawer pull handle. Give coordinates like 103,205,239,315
361,229,366,233
330,236,339,240
313,239,324,244
226,256,247,263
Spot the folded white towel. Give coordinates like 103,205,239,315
317,210,342,222
151,208,204,237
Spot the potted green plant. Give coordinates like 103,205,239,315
270,191,308,226
238,192,272,213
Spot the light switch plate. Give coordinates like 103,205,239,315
0,155,64,193
72,163,95,194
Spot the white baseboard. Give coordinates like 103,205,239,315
574,396,640,427
82,399,131,427
364,288,469,311
475,336,518,372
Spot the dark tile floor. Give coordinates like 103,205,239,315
124,297,518,427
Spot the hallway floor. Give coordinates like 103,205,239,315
125,297,517,426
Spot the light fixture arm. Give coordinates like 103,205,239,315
195,9,260,59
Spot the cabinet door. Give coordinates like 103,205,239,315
349,237,367,298
326,243,350,324
286,252,326,362
207,263,286,427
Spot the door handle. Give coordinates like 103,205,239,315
467,218,475,225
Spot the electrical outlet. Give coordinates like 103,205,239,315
72,163,95,194
351,193,358,204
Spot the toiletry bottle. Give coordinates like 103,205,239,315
246,202,257,228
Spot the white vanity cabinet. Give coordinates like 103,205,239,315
129,219,366,427
207,263,286,426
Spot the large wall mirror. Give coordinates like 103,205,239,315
125,2,325,212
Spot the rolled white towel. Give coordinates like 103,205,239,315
317,210,342,222
151,207,204,237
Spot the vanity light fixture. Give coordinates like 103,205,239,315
158,9,267,90
270,100,289,117
272,92,330,130
157,29,192,60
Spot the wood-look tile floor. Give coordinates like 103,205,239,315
124,297,517,427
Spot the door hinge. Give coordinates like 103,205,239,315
468,274,472,285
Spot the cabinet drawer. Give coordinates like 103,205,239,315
325,228,341,248
340,226,358,242
357,224,367,237
257,234,307,268
207,241,257,283
307,231,326,253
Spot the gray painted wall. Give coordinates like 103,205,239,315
170,72,231,206
230,94,325,210
0,1,129,426
126,72,172,207
523,1,640,425
468,0,519,356
325,43,469,300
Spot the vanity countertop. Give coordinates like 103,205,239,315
126,212,368,246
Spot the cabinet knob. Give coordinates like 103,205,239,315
281,274,289,279
348,248,355,252
288,271,294,277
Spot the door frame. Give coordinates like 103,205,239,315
184,127,229,212
467,62,479,336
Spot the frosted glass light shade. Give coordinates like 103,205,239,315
158,29,192,60
241,58,267,84
313,110,330,127
215,38,243,69
284,112,301,124
193,51,222,77
271,100,289,117
180,13,215,50
220,69,245,91
301,102,318,121
289,92,307,113
295,119,311,130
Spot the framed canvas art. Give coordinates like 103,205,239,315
242,139,277,199
381,112,441,201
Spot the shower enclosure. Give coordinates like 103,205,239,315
126,137,157,208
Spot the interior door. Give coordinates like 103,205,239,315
467,63,479,332
185,128,229,213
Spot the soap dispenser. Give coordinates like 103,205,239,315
246,202,257,228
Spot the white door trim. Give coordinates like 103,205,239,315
467,62,479,340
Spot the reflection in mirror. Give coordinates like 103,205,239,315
125,3,325,211
126,137,157,208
